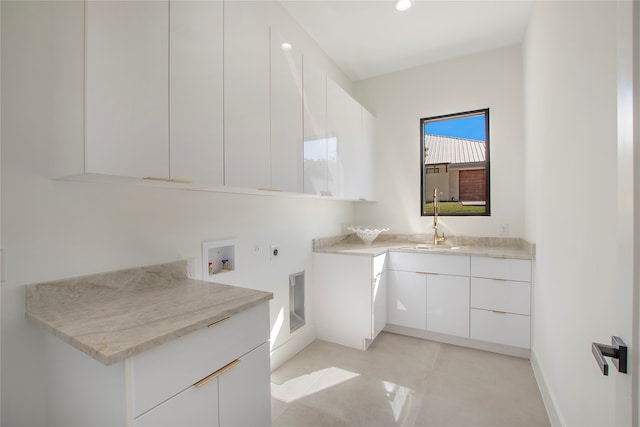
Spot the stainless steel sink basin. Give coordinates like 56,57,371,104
403,243,451,250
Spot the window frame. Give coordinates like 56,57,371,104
420,108,491,217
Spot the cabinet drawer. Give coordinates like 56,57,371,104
470,309,530,349
389,252,469,276
471,278,530,315
134,367,220,427
470,257,531,282
130,302,269,418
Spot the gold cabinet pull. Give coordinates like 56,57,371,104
194,359,240,388
491,310,508,314
207,317,230,328
144,176,193,184
258,187,283,192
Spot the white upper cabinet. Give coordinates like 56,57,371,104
223,1,271,189
303,61,329,196
85,1,169,179
326,78,375,200
327,78,361,198
270,30,303,192
359,108,376,200
54,1,375,197
57,1,223,186
169,1,224,186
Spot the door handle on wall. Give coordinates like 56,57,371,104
592,336,627,376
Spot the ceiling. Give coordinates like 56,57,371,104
280,0,532,81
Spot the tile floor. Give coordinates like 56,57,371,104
271,332,550,427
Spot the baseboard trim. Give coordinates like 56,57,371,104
530,348,565,427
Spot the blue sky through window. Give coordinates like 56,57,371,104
424,115,485,141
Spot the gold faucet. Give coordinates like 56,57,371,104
433,188,445,245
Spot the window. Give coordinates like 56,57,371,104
420,109,490,216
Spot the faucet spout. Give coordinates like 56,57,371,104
433,188,445,245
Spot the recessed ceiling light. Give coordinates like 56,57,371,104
394,0,414,12
281,42,293,51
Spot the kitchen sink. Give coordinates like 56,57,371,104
402,243,469,251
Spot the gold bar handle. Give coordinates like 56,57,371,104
194,359,240,388
207,317,230,328
258,187,283,192
491,310,508,314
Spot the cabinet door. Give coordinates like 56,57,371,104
426,274,470,338
219,342,271,427
271,29,303,192
387,270,427,330
372,272,387,338
358,108,376,200
313,253,372,349
303,60,328,195
170,1,223,186
223,1,270,189
85,1,169,179
134,376,219,427
327,78,361,198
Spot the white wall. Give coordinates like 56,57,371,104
523,2,619,426
353,46,524,238
0,2,354,426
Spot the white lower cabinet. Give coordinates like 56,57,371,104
469,257,532,349
372,270,387,338
426,274,469,338
42,302,271,427
387,253,470,337
387,270,427,330
219,341,271,427
129,303,270,423
135,342,270,427
387,252,532,354
313,250,533,357
313,252,387,350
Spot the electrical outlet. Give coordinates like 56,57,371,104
270,244,280,260
499,224,510,236
186,257,195,278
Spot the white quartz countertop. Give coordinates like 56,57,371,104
25,260,273,366
313,234,535,260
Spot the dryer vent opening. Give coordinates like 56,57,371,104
289,271,305,333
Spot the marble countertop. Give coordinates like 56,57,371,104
25,260,273,366
313,234,535,260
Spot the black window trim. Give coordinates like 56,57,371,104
420,108,491,217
